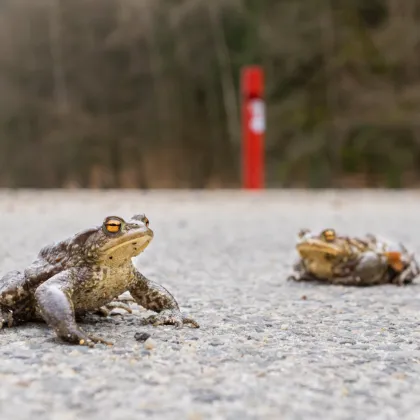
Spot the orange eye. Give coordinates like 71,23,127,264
322,229,336,242
144,217,149,227
105,219,122,233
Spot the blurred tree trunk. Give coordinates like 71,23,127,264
322,0,343,187
48,0,69,114
207,1,240,148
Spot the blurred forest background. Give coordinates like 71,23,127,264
0,0,419,188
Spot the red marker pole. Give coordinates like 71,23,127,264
241,66,265,190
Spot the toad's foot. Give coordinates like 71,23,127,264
62,328,113,347
287,274,301,282
114,294,135,304
141,309,199,329
287,273,317,282
96,301,133,317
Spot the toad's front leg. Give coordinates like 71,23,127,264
34,269,112,347
287,259,319,283
129,270,199,329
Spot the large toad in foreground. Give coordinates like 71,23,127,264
0,214,198,346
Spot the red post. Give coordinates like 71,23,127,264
241,65,265,190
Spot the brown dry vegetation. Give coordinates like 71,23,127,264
0,0,420,188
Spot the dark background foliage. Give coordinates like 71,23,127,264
0,0,419,188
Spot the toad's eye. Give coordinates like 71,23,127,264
322,229,336,242
144,217,149,227
105,219,122,233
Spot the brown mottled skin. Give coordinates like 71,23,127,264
0,214,199,346
288,228,420,286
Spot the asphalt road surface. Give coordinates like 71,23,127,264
1,190,420,420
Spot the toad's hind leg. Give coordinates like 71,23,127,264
392,255,420,285
0,270,35,328
0,270,29,305
35,269,113,347
0,308,13,329
332,251,388,286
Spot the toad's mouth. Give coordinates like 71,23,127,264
296,240,343,257
102,230,154,255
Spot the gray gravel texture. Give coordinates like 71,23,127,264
2,190,420,420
